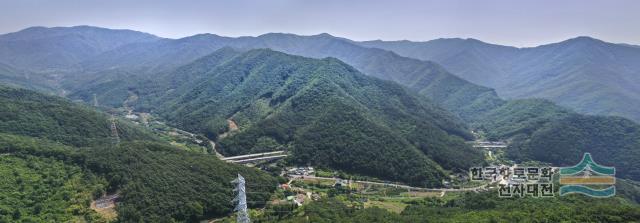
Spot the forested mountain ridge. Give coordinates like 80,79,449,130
0,62,56,93
145,48,483,187
0,85,156,146
0,85,277,222
2,26,640,184
79,33,236,74
360,36,640,122
253,191,640,222
358,38,517,87
71,47,245,110
355,37,640,180
505,112,640,180
466,97,640,181
47,28,501,122
0,26,159,72
5,26,640,124
0,26,503,126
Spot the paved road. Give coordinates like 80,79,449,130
290,175,486,192
209,141,224,158
222,151,286,161
231,154,288,164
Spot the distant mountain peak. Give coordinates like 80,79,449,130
193,33,223,38
313,32,335,38
255,32,337,40
3,25,160,41
0,25,161,70
572,36,598,41
179,33,225,41
561,36,606,45
16,26,47,32
464,37,482,42
13,25,157,35
257,32,295,38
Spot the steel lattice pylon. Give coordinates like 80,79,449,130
93,93,99,107
110,114,120,146
231,174,250,223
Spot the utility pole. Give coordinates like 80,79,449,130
232,174,250,223
110,114,120,146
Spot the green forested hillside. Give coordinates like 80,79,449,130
3,26,639,127
0,62,55,93
0,151,106,222
78,33,241,74
58,29,503,123
64,29,640,184
154,49,482,186
36,37,484,184
249,192,640,223
232,33,502,120
0,86,277,222
467,97,640,181
0,85,156,147
470,99,571,139
5,26,639,184
0,26,501,129
67,47,243,109
507,114,640,180
52,29,640,180
84,141,277,222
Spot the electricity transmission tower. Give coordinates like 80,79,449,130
93,93,99,107
232,174,250,223
110,114,120,146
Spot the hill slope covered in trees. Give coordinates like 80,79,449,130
468,98,640,181
0,85,277,222
27,26,640,183
3,26,640,184
142,49,483,187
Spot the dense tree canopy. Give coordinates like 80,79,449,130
0,86,156,147
0,86,277,222
151,49,482,186
252,192,640,223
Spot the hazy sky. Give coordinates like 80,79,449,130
0,0,638,47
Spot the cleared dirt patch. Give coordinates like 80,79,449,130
90,194,119,221
227,119,239,131
219,119,239,139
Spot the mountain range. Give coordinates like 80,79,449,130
360,37,640,122
2,26,640,182
9,26,640,125
78,46,484,187
0,26,158,71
